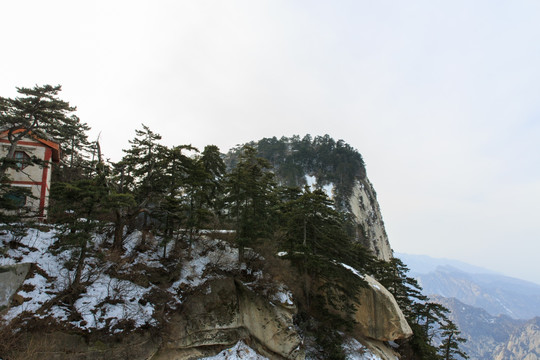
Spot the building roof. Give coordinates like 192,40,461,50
0,128,61,163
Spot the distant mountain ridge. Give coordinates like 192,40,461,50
396,253,540,359
431,296,532,360
397,253,540,320
395,253,500,276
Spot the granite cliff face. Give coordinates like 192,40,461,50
349,179,393,261
354,275,412,341
154,278,303,360
493,317,540,360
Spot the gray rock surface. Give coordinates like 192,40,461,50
349,179,393,261
354,275,413,341
0,263,31,309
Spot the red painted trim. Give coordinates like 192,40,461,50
0,129,61,163
39,148,52,219
0,139,47,147
9,180,41,185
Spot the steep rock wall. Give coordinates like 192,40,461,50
493,317,540,360
349,179,393,261
154,278,303,360
354,275,413,341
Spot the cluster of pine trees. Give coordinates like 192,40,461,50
0,85,467,360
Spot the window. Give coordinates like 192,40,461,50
13,151,31,169
3,192,27,208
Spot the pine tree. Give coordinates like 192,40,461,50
370,257,468,360
198,145,226,213
0,85,83,179
438,319,469,360
224,145,276,263
116,125,165,247
51,175,109,292
155,144,197,255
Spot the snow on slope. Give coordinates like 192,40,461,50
200,341,269,360
0,227,251,332
0,227,157,331
1,227,386,360
199,339,385,360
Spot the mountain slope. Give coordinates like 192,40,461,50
398,253,540,319
228,135,393,260
493,317,540,360
432,295,525,359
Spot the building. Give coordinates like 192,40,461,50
0,129,60,220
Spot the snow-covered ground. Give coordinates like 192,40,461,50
200,341,269,360
342,338,383,360
0,226,248,332
0,227,158,331
0,227,388,360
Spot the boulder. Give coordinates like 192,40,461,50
236,280,303,359
0,263,31,310
154,278,303,360
354,275,413,341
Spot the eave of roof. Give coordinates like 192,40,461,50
0,128,61,163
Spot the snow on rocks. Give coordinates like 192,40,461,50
169,237,238,293
3,272,53,322
200,340,269,360
340,262,365,279
0,227,157,332
73,275,156,331
342,338,383,360
271,284,294,307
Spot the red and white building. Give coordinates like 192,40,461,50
0,129,60,220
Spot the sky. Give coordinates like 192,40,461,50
1,1,540,284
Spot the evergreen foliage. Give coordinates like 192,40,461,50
371,257,469,360
438,319,469,360
224,145,276,262
277,186,373,359
0,85,88,180
226,135,366,210
0,85,468,359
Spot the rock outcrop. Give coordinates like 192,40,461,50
349,179,393,261
354,275,413,342
493,317,540,360
154,278,303,360
0,263,31,309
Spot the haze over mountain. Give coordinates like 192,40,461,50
431,296,538,360
398,253,540,359
397,252,540,320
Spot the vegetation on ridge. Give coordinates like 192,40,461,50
0,85,467,360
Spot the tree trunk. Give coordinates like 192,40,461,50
72,241,87,291
0,126,34,179
112,209,124,252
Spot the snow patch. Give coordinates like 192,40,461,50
73,275,155,331
169,237,239,294
305,175,316,190
304,175,334,199
341,263,365,279
272,285,294,306
1,228,156,331
200,340,269,360
342,338,383,360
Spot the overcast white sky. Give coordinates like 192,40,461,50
2,1,540,284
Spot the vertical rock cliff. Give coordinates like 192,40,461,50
349,178,393,261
